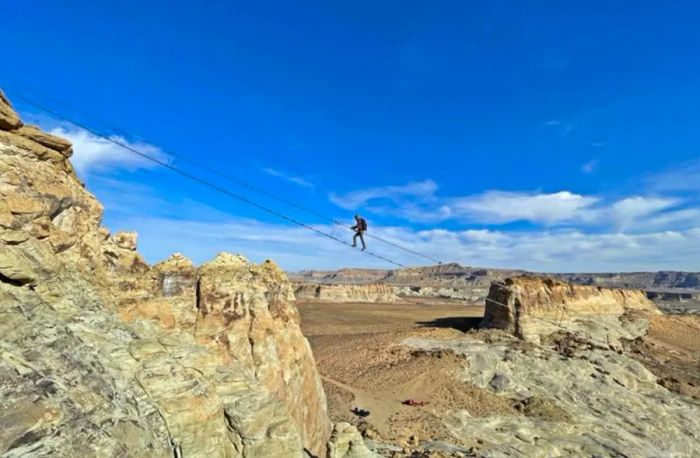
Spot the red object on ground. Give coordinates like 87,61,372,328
402,399,428,406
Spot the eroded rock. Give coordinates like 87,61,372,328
294,283,398,303
0,89,22,130
482,276,661,343
0,90,332,457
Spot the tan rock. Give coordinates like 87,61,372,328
0,130,66,165
295,283,398,303
4,195,47,215
24,216,52,239
327,423,379,458
197,253,332,456
0,89,22,131
0,89,334,457
15,125,72,156
113,231,138,250
0,230,29,244
0,247,37,285
482,276,661,342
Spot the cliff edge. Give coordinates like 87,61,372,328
0,90,342,457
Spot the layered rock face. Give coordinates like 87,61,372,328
0,90,333,457
482,276,661,342
394,285,483,302
294,283,398,303
292,264,526,304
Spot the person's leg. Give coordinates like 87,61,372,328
359,232,366,250
352,232,358,247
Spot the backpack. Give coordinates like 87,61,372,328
358,217,368,231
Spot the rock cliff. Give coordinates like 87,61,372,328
482,276,661,343
0,90,336,457
294,283,398,303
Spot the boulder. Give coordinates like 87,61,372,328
0,89,22,131
113,231,138,250
327,423,379,458
14,125,73,156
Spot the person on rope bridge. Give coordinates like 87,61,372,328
351,214,368,251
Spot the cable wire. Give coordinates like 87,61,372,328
8,90,406,268
2,80,444,265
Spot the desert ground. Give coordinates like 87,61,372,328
298,299,700,456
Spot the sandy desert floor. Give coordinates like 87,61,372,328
298,299,700,454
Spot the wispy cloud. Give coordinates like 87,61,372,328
581,159,598,174
542,119,573,135
608,196,679,230
329,180,437,210
50,127,169,178
646,157,700,194
262,167,315,189
448,190,599,225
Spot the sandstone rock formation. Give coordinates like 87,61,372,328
0,90,334,457
293,265,700,309
326,423,378,458
399,278,699,457
292,264,526,304
394,285,483,302
294,283,398,303
404,332,700,457
482,276,661,343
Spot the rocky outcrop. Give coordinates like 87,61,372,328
559,270,700,290
0,90,332,456
291,268,391,285
482,276,661,343
294,283,398,303
327,423,378,458
404,332,700,457
394,285,484,302
293,266,700,309
0,90,22,130
292,264,526,305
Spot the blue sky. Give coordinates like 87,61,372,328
3,1,700,271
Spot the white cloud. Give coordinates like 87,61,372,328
50,127,169,178
608,196,679,230
330,179,697,232
262,167,314,188
121,214,700,272
448,191,599,225
90,178,700,272
329,180,438,210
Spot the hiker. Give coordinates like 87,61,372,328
351,214,367,250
